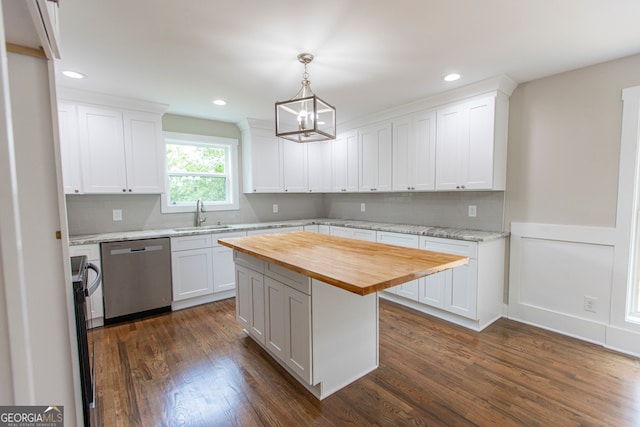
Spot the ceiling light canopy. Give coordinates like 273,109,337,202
275,53,336,143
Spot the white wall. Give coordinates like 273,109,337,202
505,53,640,227
505,53,640,356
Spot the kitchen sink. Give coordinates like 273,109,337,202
172,225,231,232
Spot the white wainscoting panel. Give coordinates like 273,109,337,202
509,222,616,345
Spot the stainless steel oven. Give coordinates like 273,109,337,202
71,255,101,427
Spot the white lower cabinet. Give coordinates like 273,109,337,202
69,244,104,327
171,234,214,301
235,264,266,344
171,231,246,310
235,251,312,385
378,232,505,331
377,231,420,300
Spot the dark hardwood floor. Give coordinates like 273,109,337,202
90,298,640,426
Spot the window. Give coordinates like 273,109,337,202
161,131,239,213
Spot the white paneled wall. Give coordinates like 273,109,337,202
508,222,631,350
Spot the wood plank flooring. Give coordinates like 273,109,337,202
90,298,640,426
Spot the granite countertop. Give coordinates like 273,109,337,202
68,218,509,246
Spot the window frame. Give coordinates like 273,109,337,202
161,131,239,213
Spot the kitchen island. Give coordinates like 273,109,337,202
218,231,468,399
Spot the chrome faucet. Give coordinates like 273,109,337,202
195,199,207,227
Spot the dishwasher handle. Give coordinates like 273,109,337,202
110,245,164,256
85,262,101,297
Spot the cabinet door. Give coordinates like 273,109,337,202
123,110,164,193
446,259,478,319
412,110,436,191
307,140,332,192
392,116,412,191
282,139,308,192
212,245,236,293
264,277,286,359
421,270,447,308
249,269,266,344
78,105,127,193
246,131,283,193
435,104,463,190
171,248,214,301
462,96,495,190
236,266,251,329
359,123,392,192
332,131,358,192
284,286,312,384
58,102,83,194
212,231,245,293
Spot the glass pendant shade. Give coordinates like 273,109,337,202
275,53,336,143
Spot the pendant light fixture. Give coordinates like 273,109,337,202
275,53,336,143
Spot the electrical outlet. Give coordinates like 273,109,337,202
112,209,122,221
361,203,366,212
468,205,477,217
272,204,278,213
584,296,597,313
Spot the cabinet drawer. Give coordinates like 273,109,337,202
212,231,246,247
419,236,477,259
69,244,100,260
265,262,311,295
377,231,419,248
247,226,304,236
171,234,213,251
234,250,265,273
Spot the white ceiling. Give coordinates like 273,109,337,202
55,0,640,126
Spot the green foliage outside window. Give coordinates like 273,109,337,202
166,143,229,204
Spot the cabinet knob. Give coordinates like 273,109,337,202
253,189,257,192
285,189,288,192
122,189,126,192
460,185,465,189
74,189,79,193
128,189,132,192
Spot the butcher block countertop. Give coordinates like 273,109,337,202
218,231,469,296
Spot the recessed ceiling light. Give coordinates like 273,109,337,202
213,99,227,106
62,70,86,79
443,73,462,82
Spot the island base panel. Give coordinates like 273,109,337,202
311,279,379,399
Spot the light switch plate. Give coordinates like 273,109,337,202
361,203,366,212
272,204,278,213
468,205,477,217
113,209,122,221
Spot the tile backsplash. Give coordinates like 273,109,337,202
66,191,504,236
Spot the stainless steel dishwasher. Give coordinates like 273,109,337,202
101,237,172,324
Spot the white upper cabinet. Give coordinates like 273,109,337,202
392,110,436,191
435,93,507,191
307,140,332,192
123,110,165,193
78,105,128,193
282,139,308,192
332,131,359,192
76,105,164,194
58,102,83,194
241,123,284,193
58,91,168,195
359,123,392,192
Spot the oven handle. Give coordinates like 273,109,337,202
85,263,101,297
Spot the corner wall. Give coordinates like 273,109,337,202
505,53,640,356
